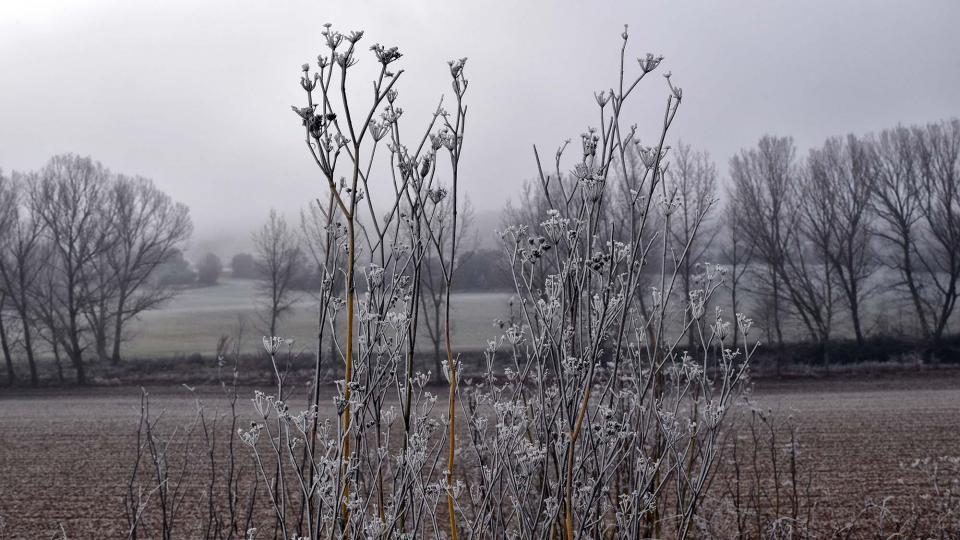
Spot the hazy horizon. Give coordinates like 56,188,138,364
2,0,958,259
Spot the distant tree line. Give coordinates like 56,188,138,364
151,249,223,287
728,118,960,368
233,221,511,293
10,119,951,385
0,154,192,385
505,118,960,368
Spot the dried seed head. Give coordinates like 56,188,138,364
347,30,364,43
370,43,402,66
638,53,664,73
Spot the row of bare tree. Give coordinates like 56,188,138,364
0,154,192,385
728,118,960,366
505,118,960,367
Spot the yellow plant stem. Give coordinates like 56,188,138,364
341,227,356,535
446,322,459,540
566,382,592,540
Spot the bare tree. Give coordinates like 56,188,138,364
733,136,837,364
666,141,719,350
913,119,960,349
721,189,754,352
729,137,798,370
871,120,960,355
0,171,46,385
84,241,119,364
0,294,14,385
105,175,192,364
30,154,114,385
254,209,302,340
30,242,67,383
807,135,876,349
789,159,837,363
869,127,924,338
0,169,17,384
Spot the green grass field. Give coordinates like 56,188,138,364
128,278,513,358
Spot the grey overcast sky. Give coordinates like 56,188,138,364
1,1,958,255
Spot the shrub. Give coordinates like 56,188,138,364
196,252,222,286
154,249,196,286
230,252,257,278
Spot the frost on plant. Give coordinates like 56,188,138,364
125,23,755,540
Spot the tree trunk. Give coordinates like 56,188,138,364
268,309,278,386
67,276,86,384
0,302,15,386
52,338,64,384
730,283,740,353
17,278,39,385
926,334,941,365
68,318,86,385
850,297,865,350
901,241,931,340
111,286,129,365
71,347,86,385
111,305,125,365
95,326,109,364
772,270,785,376
21,317,38,386
433,301,442,381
